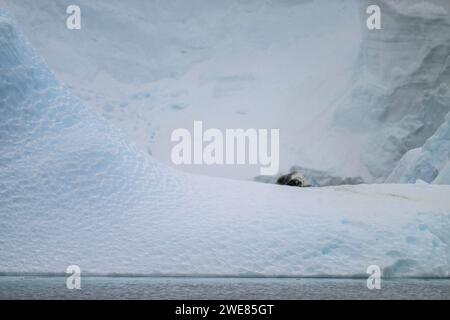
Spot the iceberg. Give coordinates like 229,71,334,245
1,10,450,278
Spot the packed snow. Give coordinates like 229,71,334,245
0,8,450,277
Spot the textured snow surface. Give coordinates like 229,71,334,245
1,11,450,277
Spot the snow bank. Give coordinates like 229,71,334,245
1,11,450,277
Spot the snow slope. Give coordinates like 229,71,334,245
1,10,450,277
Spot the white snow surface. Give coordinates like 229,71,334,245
1,10,450,277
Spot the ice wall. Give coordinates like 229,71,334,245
387,114,450,184
1,11,450,277
335,0,450,182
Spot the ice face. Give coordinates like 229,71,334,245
1,10,450,277
434,161,450,184
387,116,450,184
333,0,450,181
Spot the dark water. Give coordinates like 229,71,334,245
0,276,449,300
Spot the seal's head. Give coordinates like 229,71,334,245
277,171,308,187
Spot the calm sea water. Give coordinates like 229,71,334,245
0,276,449,300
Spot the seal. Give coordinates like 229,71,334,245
277,171,311,187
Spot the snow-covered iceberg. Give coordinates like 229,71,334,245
1,10,450,278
